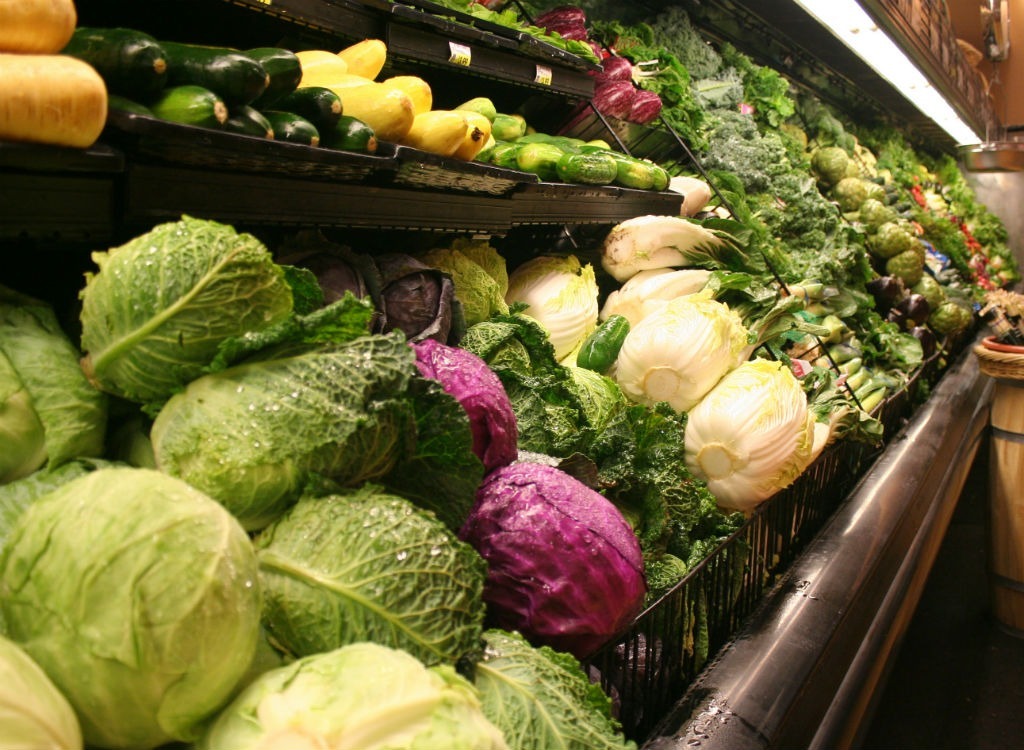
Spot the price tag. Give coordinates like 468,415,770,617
534,64,553,86
448,41,472,67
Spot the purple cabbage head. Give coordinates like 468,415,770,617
412,338,518,473
459,462,647,659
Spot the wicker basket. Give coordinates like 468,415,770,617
975,336,1024,636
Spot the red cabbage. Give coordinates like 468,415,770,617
592,80,637,120
412,338,518,473
534,6,587,27
459,462,646,659
628,88,663,124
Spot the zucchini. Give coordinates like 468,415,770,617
576,315,630,373
515,142,565,181
107,94,153,117
224,104,274,138
161,40,269,105
62,26,168,100
263,110,320,146
148,84,227,128
271,85,343,133
247,47,303,107
324,115,377,153
555,151,617,185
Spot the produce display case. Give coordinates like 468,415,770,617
0,0,1008,747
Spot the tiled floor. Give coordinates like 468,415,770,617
860,449,1024,749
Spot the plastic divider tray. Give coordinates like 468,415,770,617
510,182,684,226
223,0,385,40
375,142,537,196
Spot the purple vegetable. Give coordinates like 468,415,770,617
534,5,587,27
375,253,456,343
590,55,633,86
412,338,518,473
543,21,589,41
628,88,663,124
459,462,647,659
592,80,637,120
911,325,937,358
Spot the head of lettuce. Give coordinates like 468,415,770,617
0,466,262,750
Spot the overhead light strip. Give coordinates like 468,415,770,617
791,0,983,145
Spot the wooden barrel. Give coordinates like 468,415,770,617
975,339,1024,634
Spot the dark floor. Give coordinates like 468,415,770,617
860,449,1024,749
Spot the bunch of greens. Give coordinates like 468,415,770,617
718,41,797,129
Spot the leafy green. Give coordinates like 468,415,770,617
79,216,294,406
152,331,482,532
256,486,487,666
0,285,107,483
199,642,508,750
718,41,796,129
474,629,636,750
0,467,261,750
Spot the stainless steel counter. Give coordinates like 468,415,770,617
643,336,993,750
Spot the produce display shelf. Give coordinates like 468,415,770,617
103,111,397,185
379,143,538,196
582,328,970,744
558,105,693,167
510,182,683,226
221,0,387,43
122,163,515,233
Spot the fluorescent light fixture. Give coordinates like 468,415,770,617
792,0,984,145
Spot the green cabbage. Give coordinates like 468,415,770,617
0,467,261,749
0,285,107,483
150,331,482,532
0,634,82,750
198,642,509,750
474,629,637,750
79,215,294,406
421,239,510,327
256,486,487,666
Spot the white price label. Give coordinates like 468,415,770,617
448,41,472,67
534,64,553,86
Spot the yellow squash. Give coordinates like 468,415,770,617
400,109,470,157
336,39,387,79
295,49,349,86
453,110,492,160
0,53,107,148
0,0,77,53
380,75,432,116
334,83,415,142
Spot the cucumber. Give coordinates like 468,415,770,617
107,94,153,117
160,40,269,105
489,141,520,170
576,315,630,373
555,151,617,185
609,153,656,190
247,47,303,107
224,105,274,138
490,113,526,141
324,115,377,153
515,142,565,181
263,110,320,146
271,85,343,133
516,133,584,152
649,163,670,191
62,27,168,100
148,84,228,128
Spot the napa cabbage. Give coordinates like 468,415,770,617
0,634,82,750
614,290,751,413
599,267,712,327
198,642,508,750
504,255,600,362
684,358,815,514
